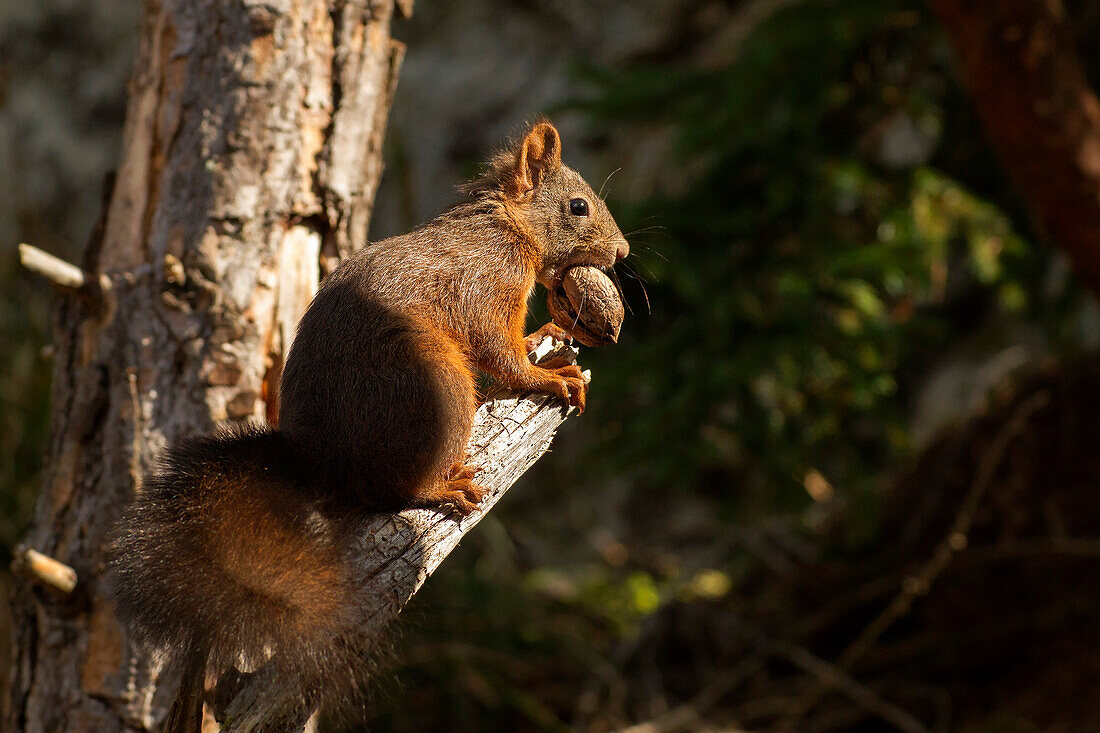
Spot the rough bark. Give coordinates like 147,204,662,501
7,0,405,730
929,0,1100,294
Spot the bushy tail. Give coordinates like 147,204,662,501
107,425,369,728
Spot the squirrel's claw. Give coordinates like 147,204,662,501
548,365,587,414
439,478,486,516
446,462,483,482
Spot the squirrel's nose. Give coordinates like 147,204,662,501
615,241,629,261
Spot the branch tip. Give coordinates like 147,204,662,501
12,546,78,594
19,243,87,290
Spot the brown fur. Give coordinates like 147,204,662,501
107,121,628,729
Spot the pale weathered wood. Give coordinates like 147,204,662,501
7,1,406,731
10,546,79,595
216,338,585,732
18,244,93,291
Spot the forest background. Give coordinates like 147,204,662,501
4,0,1100,730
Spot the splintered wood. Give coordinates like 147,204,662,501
346,337,586,610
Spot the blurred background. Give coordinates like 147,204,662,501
5,0,1100,730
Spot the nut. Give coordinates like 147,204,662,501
547,266,625,347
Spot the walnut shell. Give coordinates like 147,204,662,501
547,266,625,347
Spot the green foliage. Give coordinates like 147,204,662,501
567,0,1082,529
0,262,54,562
526,566,662,635
0,0,137,561
8,1,1100,729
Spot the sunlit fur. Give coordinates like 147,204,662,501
107,120,628,729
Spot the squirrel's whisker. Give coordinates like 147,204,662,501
634,244,668,262
608,266,633,317
599,167,622,200
618,262,652,314
623,225,666,237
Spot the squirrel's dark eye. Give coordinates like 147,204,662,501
569,198,589,217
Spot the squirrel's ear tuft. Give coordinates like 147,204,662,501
510,121,562,196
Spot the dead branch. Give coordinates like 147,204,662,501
18,244,87,289
783,390,1050,728
10,546,78,594
215,338,586,732
18,243,112,306
730,618,927,733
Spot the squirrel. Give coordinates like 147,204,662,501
106,121,628,731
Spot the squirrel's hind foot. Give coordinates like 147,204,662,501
417,465,487,516
446,462,483,482
438,478,487,516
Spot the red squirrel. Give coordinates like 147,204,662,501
107,121,628,730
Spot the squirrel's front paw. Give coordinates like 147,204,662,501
524,322,573,354
543,364,587,413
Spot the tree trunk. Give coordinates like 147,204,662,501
929,0,1100,294
7,0,406,729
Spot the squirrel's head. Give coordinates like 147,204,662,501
494,121,629,288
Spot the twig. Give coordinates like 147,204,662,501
11,546,78,594
731,618,927,733
617,655,762,733
959,535,1100,563
782,390,1050,728
18,243,111,303
18,243,87,289
617,614,929,733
